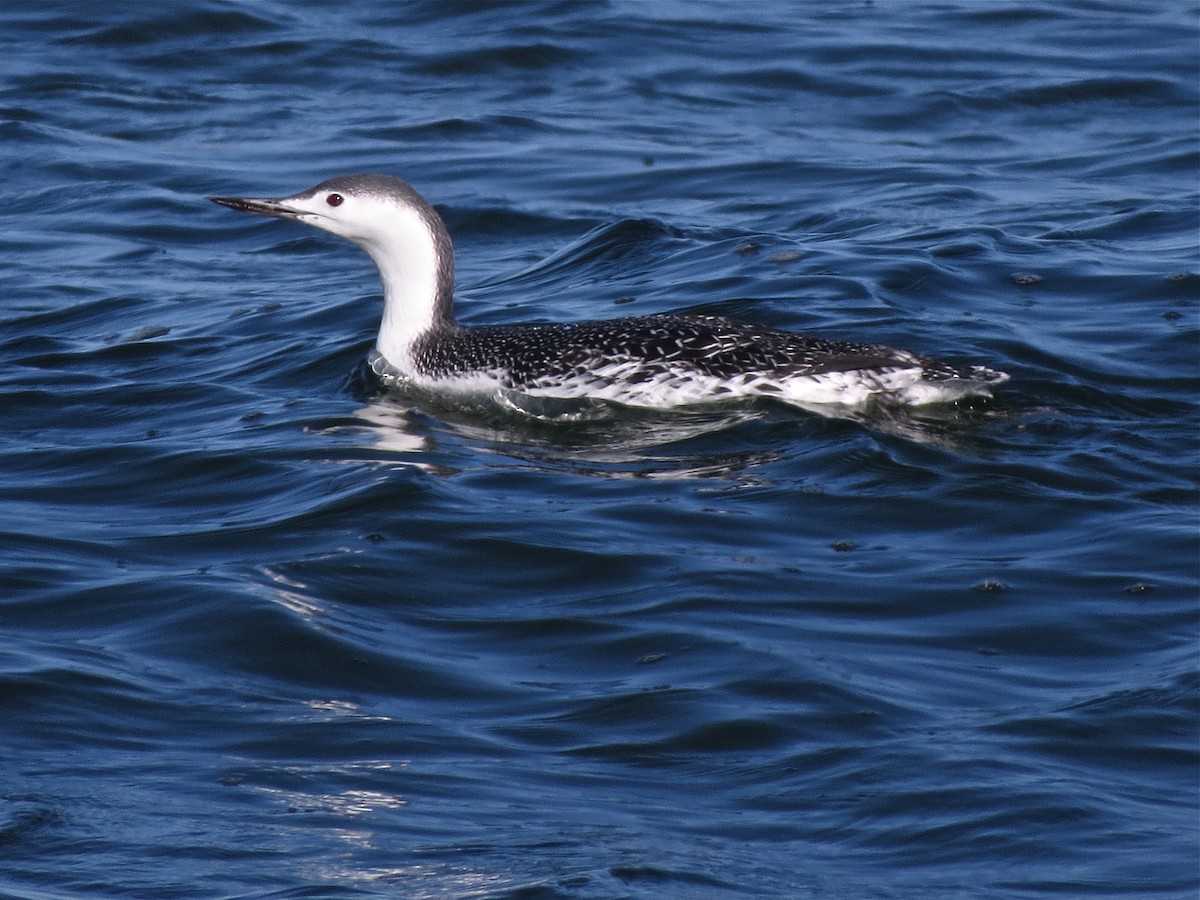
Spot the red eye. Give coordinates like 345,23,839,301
326,193,344,207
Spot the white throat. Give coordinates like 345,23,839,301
355,208,445,373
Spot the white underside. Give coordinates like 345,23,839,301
372,350,999,409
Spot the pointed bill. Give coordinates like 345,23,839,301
207,195,303,219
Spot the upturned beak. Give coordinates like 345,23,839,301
207,195,301,219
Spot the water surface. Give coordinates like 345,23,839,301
1,2,1197,897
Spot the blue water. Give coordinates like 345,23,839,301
1,2,1197,897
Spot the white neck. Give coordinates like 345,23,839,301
355,210,447,373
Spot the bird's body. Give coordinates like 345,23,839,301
210,174,1008,410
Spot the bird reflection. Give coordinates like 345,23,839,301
334,389,995,479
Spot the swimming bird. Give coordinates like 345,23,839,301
209,174,1007,409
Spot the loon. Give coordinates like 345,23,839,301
209,174,1008,408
